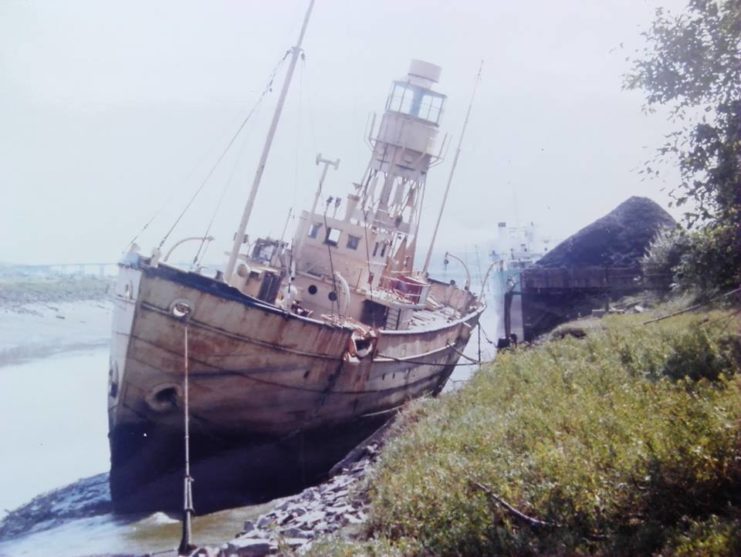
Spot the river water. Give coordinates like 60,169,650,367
0,286,498,556
0,347,277,556
0,349,109,515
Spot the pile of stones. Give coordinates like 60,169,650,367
197,444,379,557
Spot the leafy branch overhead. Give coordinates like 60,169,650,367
625,0,740,228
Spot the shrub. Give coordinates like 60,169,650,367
674,224,741,294
364,311,741,555
641,227,690,290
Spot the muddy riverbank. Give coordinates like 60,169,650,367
0,274,113,366
0,412,386,557
0,272,497,556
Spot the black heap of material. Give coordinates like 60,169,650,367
536,196,676,268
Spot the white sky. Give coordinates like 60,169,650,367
0,0,686,266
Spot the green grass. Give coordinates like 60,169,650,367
309,309,741,556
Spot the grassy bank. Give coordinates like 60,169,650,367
311,308,740,556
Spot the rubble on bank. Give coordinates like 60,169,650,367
192,443,379,557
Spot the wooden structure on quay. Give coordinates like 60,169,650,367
519,266,643,341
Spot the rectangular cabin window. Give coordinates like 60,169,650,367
380,242,387,257
373,242,380,257
346,234,360,250
308,223,322,239
325,227,341,246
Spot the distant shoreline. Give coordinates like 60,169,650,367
0,274,114,367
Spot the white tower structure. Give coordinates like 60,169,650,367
291,60,447,311
355,60,446,259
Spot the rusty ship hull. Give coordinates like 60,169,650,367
108,256,482,511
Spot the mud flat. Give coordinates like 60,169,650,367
0,300,111,366
0,274,113,366
0,425,383,557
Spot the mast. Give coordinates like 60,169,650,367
422,61,483,274
225,0,316,280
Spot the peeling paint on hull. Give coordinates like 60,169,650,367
108,258,483,512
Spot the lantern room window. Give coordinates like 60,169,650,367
387,82,446,124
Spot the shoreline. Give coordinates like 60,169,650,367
0,300,112,368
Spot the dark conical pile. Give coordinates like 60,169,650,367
537,196,676,268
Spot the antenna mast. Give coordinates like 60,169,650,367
422,61,483,274
225,0,316,279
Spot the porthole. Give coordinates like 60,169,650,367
328,291,338,302
308,284,318,295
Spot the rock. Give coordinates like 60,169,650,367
222,537,274,557
217,429,384,555
191,547,219,557
281,537,310,549
551,327,587,340
280,527,311,539
347,513,365,524
296,510,324,526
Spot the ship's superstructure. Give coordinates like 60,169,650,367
107,34,482,511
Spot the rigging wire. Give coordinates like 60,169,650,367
291,52,306,213
323,200,340,316
124,135,238,253
191,115,257,269
157,52,290,252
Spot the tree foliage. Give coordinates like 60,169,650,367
626,0,740,227
626,0,741,290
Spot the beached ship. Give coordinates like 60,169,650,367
108,3,484,512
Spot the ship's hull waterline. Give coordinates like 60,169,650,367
108,257,483,512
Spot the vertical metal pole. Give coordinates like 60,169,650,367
225,0,316,280
178,322,194,556
310,154,340,215
422,61,483,274
477,322,482,364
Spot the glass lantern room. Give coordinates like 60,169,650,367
386,81,446,124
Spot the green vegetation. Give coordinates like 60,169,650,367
0,274,112,307
310,309,741,555
626,0,741,293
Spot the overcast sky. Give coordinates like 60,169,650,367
0,0,687,266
